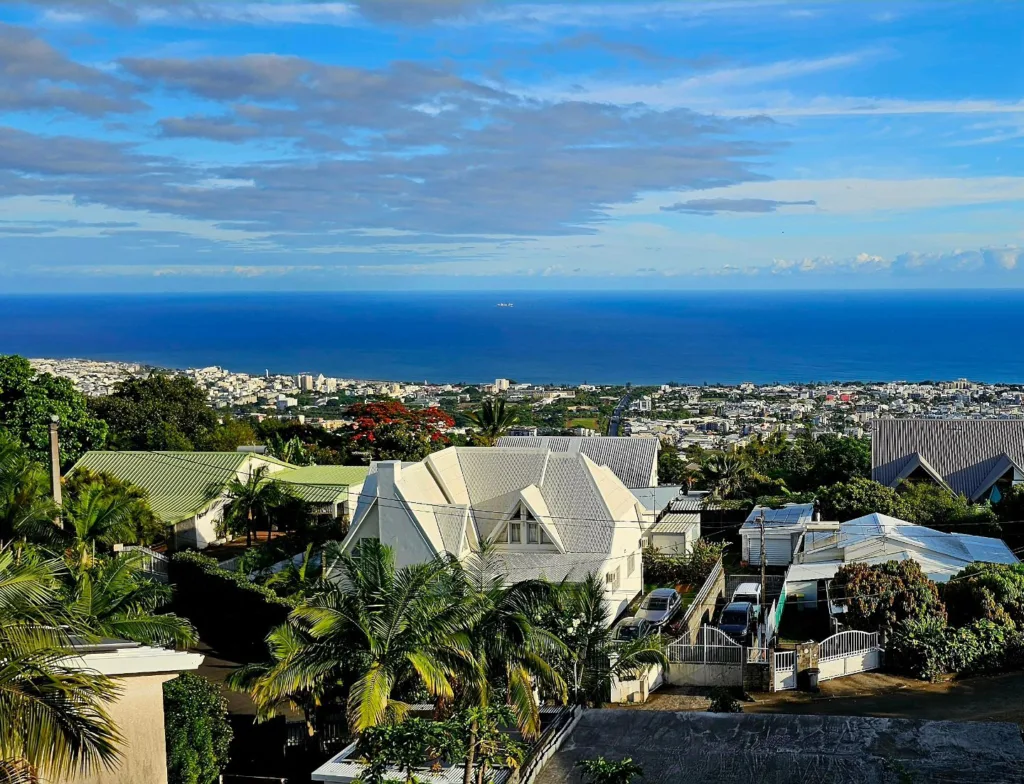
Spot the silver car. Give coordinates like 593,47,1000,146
634,588,682,627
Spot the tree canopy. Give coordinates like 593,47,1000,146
817,478,912,521
0,355,107,469
90,374,219,451
345,401,454,462
831,560,946,634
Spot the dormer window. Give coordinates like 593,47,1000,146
505,504,551,546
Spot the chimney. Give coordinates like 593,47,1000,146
48,415,62,507
376,461,403,499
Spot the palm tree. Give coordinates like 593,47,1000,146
0,544,121,781
264,543,323,600
62,552,196,649
0,433,59,546
543,574,667,707
700,452,750,502
60,481,149,567
459,557,566,784
218,465,293,546
231,540,479,733
468,400,518,446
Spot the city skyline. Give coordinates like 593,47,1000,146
0,0,1022,292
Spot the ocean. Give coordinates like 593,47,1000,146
1,290,1022,385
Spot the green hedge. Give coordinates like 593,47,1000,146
170,551,295,661
164,672,233,784
889,617,1024,681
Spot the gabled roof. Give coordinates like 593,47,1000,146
72,451,250,524
496,436,659,488
838,513,1018,569
872,418,1024,498
970,454,1024,502
891,452,950,491
352,446,645,584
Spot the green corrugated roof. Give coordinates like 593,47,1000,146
278,466,369,487
72,451,250,524
274,466,369,506
71,452,370,520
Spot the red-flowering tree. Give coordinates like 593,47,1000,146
345,402,454,462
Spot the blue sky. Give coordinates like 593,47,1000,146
0,0,1022,292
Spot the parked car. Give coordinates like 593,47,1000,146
731,582,762,616
635,588,683,627
718,601,755,644
613,616,655,642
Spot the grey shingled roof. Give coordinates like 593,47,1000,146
872,418,1024,499
496,436,658,488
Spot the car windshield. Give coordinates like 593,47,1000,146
721,611,747,625
643,597,669,611
617,624,641,640
734,594,758,605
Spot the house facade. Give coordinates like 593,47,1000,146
72,451,367,550
740,503,817,567
341,446,647,618
66,640,203,784
872,418,1024,501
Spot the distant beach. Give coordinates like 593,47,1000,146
2,290,1023,386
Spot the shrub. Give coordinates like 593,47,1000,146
164,673,233,784
707,687,743,713
831,560,945,635
642,540,725,588
817,478,911,521
889,617,1024,681
170,551,294,660
943,562,1024,629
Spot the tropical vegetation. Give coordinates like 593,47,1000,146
468,399,519,446
163,672,233,784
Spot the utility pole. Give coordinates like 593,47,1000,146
48,415,62,508
758,510,766,625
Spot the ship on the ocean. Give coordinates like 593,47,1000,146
496,302,514,308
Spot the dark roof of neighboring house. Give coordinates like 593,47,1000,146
534,710,1024,784
742,502,815,530
495,436,659,488
872,418,1024,499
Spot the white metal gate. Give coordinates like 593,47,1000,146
773,650,796,691
818,631,882,681
667,626,744,687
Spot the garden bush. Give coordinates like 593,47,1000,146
164,673,233,784
642,539,725,588
889,617,1024,681
170,550,295,660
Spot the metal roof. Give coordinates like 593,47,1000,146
496,436,658,488
667,491,714,512
630,485,682,514
649,512,699,534
72,451,250,523
872,418,1024,499
274,465,369,505
742,502,815,530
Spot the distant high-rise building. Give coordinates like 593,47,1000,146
296,374,315,392
493,378,510,394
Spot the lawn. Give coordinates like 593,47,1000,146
566,417,600,430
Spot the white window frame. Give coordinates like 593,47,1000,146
508,522,521,544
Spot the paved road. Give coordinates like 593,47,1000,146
607,392,631,436
625,671,1024,727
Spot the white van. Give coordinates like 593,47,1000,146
731,582,762,615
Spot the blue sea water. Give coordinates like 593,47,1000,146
0,290,1022,385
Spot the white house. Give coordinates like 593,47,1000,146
72,451,367,550
341,446,648,619
785,512,1020,608
740,503,817,567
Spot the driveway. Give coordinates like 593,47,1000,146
619,671,1024,726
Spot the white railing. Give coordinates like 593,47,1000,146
118,545,169,581
681,557,724,626
819,630,879,661
774,650,795,671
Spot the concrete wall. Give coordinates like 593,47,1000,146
680,559,725,640
66,673,175,784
